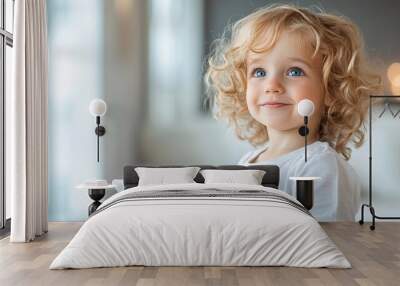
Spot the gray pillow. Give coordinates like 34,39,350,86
200,169,266,185
135,167,201,186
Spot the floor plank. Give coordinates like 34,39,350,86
0,222,399,286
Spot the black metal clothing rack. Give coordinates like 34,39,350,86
359,95,400,230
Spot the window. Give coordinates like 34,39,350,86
0,0,14,234
147,0,204,127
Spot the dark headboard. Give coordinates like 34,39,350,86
123,165,279,189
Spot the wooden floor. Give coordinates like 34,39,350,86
0,222,399,286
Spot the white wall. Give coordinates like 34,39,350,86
102,0,147,181
47,0,146,221
140,119,253,165
47,0,104,221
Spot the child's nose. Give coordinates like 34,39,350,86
264,76,284,94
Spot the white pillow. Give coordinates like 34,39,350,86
200,169,266,185
135,167,201,186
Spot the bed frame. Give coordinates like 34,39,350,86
123,165,280,190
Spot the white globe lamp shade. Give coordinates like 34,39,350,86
297,99,315,117
89,99,107,117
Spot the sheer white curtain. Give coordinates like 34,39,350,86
8,0,48,242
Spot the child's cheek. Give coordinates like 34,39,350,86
245,90,258,115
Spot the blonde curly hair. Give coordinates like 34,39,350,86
205,4,382,160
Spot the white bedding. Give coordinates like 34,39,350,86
50,183,350,269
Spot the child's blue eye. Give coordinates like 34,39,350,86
287,67,305,77
252,68,266,78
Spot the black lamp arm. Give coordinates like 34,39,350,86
94,116,106,162
305,116,308,163
97,116,100,162
297,116,309,163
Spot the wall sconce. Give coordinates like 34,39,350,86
388,62,400,94
291,99,318,211
297,99,315,163
89,99,107,162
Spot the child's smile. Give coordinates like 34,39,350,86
245,30,324,134
261,102,291,108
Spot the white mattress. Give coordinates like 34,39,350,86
50,183,350,269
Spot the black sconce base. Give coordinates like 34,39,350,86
95,126,106,136
298,126,309,136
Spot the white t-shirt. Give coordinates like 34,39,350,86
238,141,361,221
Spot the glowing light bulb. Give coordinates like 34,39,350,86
297,99,315,117
89,99,107,117
387,63,400,85
392,74,400,87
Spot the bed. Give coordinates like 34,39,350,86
49,165,350,269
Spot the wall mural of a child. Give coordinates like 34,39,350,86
206,4,382,221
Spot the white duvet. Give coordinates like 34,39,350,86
50,183,350,269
